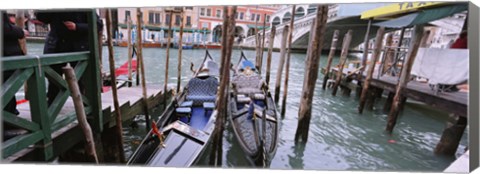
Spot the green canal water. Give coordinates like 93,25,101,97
26,43,468,171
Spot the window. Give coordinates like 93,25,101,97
175,15,181,26
266,15,270,23
256,14,260,21
166,14,171,25
240,12,244,20
207,8,211,16
174,7,182,11
186,16,191,26
200,8,205,16
148,12,154,24
202,22,208,29
185,7,193,10
125,10,131,22
155,13,160,24
250,13,255,21
216,9,221,18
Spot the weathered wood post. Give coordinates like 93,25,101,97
127,17,133,87
136,8,151,131
63,64,99,163
265,26,276,86
331,30,353,96
386,25,425,133
258,13,267,74
210,6,236,166
383,92,395,113
358,27,385,114
164,10,174,109
280,5,296,116
274,26,289,103
177,10,185,93
434,114,467,156
106,9,126,163
294,5,328,144
322,30,339,90
356,18,372,94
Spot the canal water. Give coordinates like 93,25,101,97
26,43,468,172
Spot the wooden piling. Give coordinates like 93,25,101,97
127,17,133,87
358,27,385,114
136,8,151,131
434,114,467,156
274,26,289,103
258,14,267,74
164,11,174,109
210,6,236,166
331,30,353,96
357,18,372,84
386,25,425,133
265,25,276,86
294,5,328,144
106,9,126,163
322,30,340,90
63,64,99,163
383,92,395,113
280,5,296,116
176,10,185,93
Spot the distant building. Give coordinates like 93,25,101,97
197,5,280,43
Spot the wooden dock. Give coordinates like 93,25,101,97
323,66,468,116
6,85,171,162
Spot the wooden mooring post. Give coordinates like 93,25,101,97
294,5,328,144
322,30,339,90
382,33,394,75
63,64,99,163
176,10,185,93
210,6,236,166
386,25,425,133
106,9,126,163
265,25,276,86
136,8,151,131
274,26,289,103
358,27,385,114
434,114,467,156
331,30,352,96
127,17,133,87
280,5,296,116
258,14,267,74
164,10,174,109
356,18,372,94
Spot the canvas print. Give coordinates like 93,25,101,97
1,1,471,173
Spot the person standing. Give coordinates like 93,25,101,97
35,10,103,105
2,11,28,115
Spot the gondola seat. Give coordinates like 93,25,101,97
185,76,219,106
232,74,264,94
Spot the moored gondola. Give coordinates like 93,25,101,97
228,52,279,167
127,50,220,167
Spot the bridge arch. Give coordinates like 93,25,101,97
282,12,291,23
307,5,317,14
272,16,281,26
295,6,305,17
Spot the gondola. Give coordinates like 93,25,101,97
127,50,220,167
228,52,279,167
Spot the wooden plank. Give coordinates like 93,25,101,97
2,131,44,158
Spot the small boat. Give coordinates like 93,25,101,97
174,43,194,49
127,50,220,167
228,52,279,167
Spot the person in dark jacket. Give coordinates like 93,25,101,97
2,11,27,115
35,10,103,105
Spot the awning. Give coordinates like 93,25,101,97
373,4,468,28
360,2,449,19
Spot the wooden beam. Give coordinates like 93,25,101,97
386,25,425,133
358,27,385,114
265,25,276,86
322,30,339,90
280,5,296,116
294,5,328,144
331,30,353,96
274,26,289,104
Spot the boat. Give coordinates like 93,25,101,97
174,43,194,49
127,50,220,167
228,51,279,167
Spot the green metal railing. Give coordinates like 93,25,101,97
1,10,102,161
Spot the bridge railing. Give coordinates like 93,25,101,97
1,10,102,161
